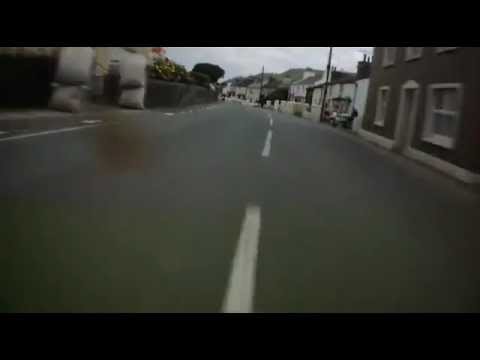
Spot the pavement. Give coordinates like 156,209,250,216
1,102,480,313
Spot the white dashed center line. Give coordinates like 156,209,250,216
164,113,175,116
262,129,272,158
222,204,261,313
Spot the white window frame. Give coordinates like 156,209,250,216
436,47,458,54
374,86,391,127
405,47,423,61
382,47,397,67
422,83,463,149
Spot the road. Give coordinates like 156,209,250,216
1,102,480,312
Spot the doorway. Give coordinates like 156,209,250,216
394,81,420,152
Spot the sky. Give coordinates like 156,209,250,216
165,47,373,80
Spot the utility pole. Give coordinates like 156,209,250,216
259,66,264,104
319,47,333,122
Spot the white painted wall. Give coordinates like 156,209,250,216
246,87,275,102
303,105,322,121
222,83,232,95
343,83,356,100
246,87,259,102
290,84,308,101
312,88,323,105
233,86,247,97
328,83,355,102
353,78,370,132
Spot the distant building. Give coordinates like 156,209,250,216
246,77,278,102
231,77,254,99
221,82,230,95
360,47,480,184
325,75,357,113
233,85,248,99
289,72,324,102
288,71,323,102
305,60,371,127
310,69,357,106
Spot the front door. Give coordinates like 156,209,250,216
394,84,419,152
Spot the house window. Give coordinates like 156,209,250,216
423,84,463,149
405,47,423,61
382,47,396,67
374,86,390,126
436,47,458,54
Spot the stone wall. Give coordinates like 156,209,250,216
145,79,217,108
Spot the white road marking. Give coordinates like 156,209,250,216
261,129,272,158
0,125,102,143
81,119,102,125
269,115,273,128
222,204,261,313
164,113,175,116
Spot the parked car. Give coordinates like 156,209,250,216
330,112,353,129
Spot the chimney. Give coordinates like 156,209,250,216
356,58,371,80
363,54,367,62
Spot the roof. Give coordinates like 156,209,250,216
247,76,287,89
280,68,323,83
235,78,255,87
330,71,356,83
307,71,357,90
292,73,324,86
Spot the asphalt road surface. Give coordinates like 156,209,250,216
1,103,480,312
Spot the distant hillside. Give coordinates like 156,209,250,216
276,68,323,82
223,67,323,87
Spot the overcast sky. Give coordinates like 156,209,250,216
165,47,373,80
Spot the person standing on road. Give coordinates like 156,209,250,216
260,94,266,108
349,108,358,129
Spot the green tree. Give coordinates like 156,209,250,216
190,71,211,87
192,63,225,83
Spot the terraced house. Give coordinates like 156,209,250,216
360,47,480,184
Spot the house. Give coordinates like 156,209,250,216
230,77,255,99
246,77,279,102
222,82,233,96
324,75,357,114
233,86,247,99
310,69,357,106
325,57,372,120
360,47,480,184
352,56,372,131
304,61,371,125
288,71,323,102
